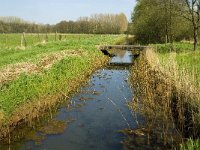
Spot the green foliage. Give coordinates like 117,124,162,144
180,139,200,150
130,0,192,44
55,13,128,34
0,13,128,34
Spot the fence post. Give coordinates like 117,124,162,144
3,33,7,46
37,33,41,42
21,32,27,47
55,31,57,41
59,34,62,41
21,35,23,47
23,32,27,47
45,33,48,42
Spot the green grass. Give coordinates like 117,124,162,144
0,33,61,48
0,34,125,117
180,138,200,150
0,34,124,69
154,42,200,83
176,52,200,82
154,42,200,53
1,57,90,116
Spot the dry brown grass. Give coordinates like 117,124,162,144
130,48,200,145
0,111,4,123
0,49,86,85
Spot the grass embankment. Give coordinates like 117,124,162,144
156,43,200,149
0,34,125,139
156,43,200,86
130,42,200,149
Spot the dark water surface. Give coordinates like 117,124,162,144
1,50,144,150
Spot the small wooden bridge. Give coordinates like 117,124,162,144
96,45,151,66
97,45,150,58
97,45,150,51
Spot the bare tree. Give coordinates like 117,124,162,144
178,0,200,50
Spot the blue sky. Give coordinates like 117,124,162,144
0,0,136,24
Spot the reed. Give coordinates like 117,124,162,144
130,45,200,148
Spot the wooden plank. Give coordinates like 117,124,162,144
108,62,133,66
97,45,151,51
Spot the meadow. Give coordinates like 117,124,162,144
0,34,125,122
155,43,200,85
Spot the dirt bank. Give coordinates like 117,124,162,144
0,55,108,142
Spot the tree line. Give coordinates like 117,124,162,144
130,0,200,50
0,13,128,34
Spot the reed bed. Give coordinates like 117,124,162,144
130,46,200,149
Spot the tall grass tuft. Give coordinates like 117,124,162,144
130,46,200,147
180,138,200,150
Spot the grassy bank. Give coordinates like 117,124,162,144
0,34,125,139
156,43,200,149
155,43,200,85
130,43,200,149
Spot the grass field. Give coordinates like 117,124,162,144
155,43,200,85
0,34,125,119
0,34,124,68
0,33,65,48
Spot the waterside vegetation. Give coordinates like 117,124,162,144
129,0,200,149
0,34,125,139
129,44,200,149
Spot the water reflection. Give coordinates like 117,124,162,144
1,50,144,150
19,70,140,150
110,50,133,65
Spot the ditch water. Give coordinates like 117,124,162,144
1,50,145,150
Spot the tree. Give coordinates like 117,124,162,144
178,0,200,50
116,13,128,33
130,0,191,44
131,0,171,43
0,14,128,34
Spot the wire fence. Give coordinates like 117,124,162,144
0,33,69,48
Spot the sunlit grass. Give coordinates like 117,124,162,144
180,138,200,150
1,57,90,116
154,42,200,53
0,34,124,68
0,34,125,118
155,43,200,84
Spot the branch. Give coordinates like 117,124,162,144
178,13,193,22
185,0,193,15
174,4,193,22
